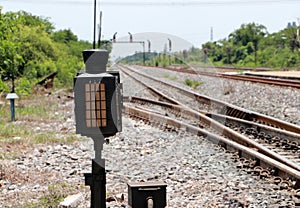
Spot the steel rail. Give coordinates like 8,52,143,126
126,96,300,172
128,96,300,143
205,112,300,143
120,67,181,105
222,74,300,88
118,64,300,134
124,104,300,188
121,65,300,168
155,65,300,88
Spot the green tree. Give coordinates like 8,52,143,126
0,8,99,92
52,29,78,43
228,23,267,65
14,10,54,34
0,8,23,80
200,22,300,68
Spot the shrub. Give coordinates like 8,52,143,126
16,77,32,96
0,80,9,93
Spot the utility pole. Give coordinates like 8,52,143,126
168,38,172,65
142,41,145,65
98,11,102,48
296,18,300,43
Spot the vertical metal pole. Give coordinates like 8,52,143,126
10,73,16,122
93,0,97,49
143,42,145,65
98,11,102,48
147,40,151,52
91,159,106,208
85,135,106,208
168,38,172,66
10,99,15,122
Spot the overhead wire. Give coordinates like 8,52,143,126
102,0,300,6
2,0,300,6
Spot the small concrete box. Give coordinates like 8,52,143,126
128,182,167,208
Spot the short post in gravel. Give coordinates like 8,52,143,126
74,49,122,208
6,92,18,122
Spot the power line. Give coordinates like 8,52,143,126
2,0,300,6
102,0,300,6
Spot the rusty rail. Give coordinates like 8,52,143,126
154,65,300,88
124,104,300,187
126,96,300,171
118,64,300,134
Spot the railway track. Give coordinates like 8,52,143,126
124,96,300,189
155,65,300,88
113,64,300,190
117,64,300,134
127,96,300,165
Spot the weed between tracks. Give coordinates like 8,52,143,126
184,78,204,89
163,73,178,81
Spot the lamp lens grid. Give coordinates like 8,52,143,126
85,82,107,128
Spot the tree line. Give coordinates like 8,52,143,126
1,8,299,96
124,23,300,70
178,22,300,69
0,8,111,95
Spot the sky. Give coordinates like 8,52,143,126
1,0,300,55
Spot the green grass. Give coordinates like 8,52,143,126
0,121,79,144
0,105,9,119
163,74,178,81
0,92,80,150
1,96,59,122
169,76,178,81
237,69,245,74
0,122,30,139
23,183,78,208
18,100,59,120
184,79,204,89
0,91,85,207
32,133,79,144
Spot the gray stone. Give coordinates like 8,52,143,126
58,193,85,208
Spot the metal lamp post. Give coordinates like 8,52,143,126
113,32,117,42
128,32,133,43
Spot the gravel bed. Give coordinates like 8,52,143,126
120,70,156,99
1,116,296,207
102,118,296,207
124,65,300,126
120,67,201,111
0,68,299,207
